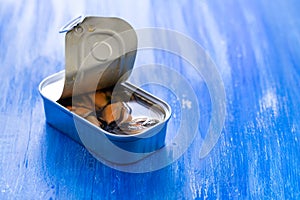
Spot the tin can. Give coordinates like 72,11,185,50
39,16,171,164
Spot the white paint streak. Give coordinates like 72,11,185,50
182,98,192,109
260,89,279,117
200,4,232,85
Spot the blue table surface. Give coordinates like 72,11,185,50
1,0,299,199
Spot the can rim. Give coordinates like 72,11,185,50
39,70,172,139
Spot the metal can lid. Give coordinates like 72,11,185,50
60,16,137,98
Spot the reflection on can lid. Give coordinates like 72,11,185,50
61,16,138,99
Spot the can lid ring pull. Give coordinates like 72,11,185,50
59,15,85,33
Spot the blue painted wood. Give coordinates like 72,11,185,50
0,0,299,199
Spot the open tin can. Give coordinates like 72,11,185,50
39,17,171,164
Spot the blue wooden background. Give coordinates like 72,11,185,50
1,0,299,199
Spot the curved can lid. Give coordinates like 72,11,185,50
60,16,137,98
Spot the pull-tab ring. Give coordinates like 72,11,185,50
59,15,85,33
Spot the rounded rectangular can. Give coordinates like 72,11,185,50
39,70,171,164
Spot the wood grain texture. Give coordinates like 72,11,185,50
0,0,299,199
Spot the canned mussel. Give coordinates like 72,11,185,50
58,86,164,136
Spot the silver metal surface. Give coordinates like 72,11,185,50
39,70,171,164
62,16,138,98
